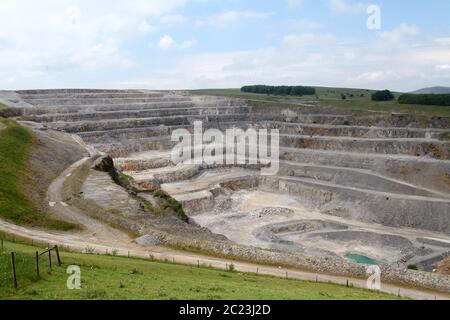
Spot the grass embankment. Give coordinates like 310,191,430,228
0,238,402,300
190,88,450,117
0,118,76,230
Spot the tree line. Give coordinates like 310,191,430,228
241,85,316,96
398,94,450,106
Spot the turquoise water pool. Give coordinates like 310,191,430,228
346,254,378,265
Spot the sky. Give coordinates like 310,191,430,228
0,0,449,92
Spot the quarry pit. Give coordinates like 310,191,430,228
2,89,450,291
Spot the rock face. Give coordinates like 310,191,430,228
135,234,161,246
93,155,114,172
92,155,119,182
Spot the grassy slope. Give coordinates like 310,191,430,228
0,118,76,230
0,239,402,300
190,88,450,117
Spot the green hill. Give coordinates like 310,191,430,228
413,87,450,94
191,87,450,116
0,118,76,230
0,238,403,300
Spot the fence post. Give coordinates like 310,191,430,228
36,251,40,278
1,238,3,251
55,246,62,266
11,252,17,289
48,248,52,271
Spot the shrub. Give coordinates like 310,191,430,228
153,190,165,198
131,268,143,275
153,190,188,221
85,246,95,254
371,90,395,101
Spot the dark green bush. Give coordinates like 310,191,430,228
371,90,395,101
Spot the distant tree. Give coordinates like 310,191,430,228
371,90,395,101
398,93,450,106
241,85,315,96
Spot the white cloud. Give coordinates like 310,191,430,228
283,33,335,47
158,35,176,49
0,0,189,88
289,19,321,30
196,10,274,27
125,26,450,92
435,37,450,46
179,38,196,49
328,0,367,14
407,48,450,65
158,35,195,49
137,21,158,33
349,70,400,83
0,1,448,92
377,24,418,43
160,14,186,25
436,64,450,71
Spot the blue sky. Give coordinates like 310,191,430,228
0,0,449,91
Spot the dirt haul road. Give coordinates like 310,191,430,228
0,156,448,300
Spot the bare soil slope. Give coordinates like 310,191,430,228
21,123,86,215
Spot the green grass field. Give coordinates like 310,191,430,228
0,118,76,230
0,239,403,300
190,88,450,117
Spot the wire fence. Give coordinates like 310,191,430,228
0,239,60,290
